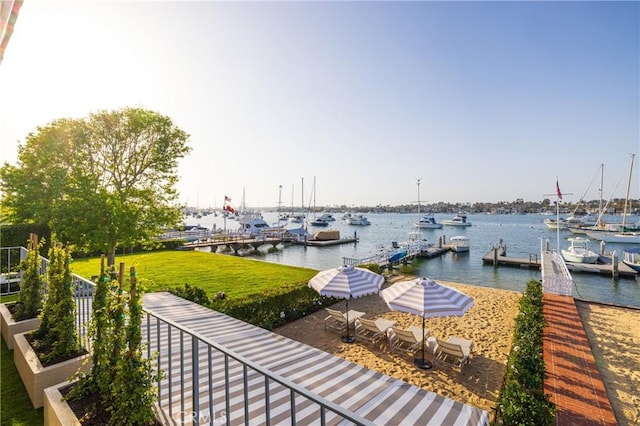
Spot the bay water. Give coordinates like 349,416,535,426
185,212,640,309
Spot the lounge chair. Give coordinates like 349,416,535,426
324,308,366,334
434,336,473,370
355,317,396,344
388,325,429,356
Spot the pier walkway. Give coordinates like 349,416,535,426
541,250,618,425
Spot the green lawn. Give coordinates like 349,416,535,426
70,250,320,298
1,336,44,425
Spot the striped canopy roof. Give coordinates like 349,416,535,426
308,265,384,299
381,277,474,318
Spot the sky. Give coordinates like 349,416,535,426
1,1,639,209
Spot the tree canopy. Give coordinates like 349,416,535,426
1,107,190,263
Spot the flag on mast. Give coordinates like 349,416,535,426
224,195,231,202
556,179,563,200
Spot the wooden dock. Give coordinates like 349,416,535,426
482,244,541,269
484,243,638,278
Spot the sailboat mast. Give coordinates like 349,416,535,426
416,178,422,218
598,163,603,226
277,185,283,212
622,154,635,230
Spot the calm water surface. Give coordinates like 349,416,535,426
186,212,640,308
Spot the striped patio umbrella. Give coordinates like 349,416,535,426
380,277,474,369
309,265,384,343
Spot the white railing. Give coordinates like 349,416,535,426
540,247,573,296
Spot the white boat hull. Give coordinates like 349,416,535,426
443,222,472,227
450,236,470,252
414,223,443,229
561,250,599,264
586,232,640,244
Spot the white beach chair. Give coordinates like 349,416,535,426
324,308,366,334
355,317,396,344
434,336,473,371
388,325,429,356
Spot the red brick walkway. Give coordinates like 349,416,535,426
543,293,618,426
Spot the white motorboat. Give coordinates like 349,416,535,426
561,237,599,264
622,247,640,271
347,214,371,226
308,217,330,227
412,178,442,229
450,236,470,252
318,213,336,222
443,214,472,227
288,214,305,224
238,213,270,236
414,215,443,229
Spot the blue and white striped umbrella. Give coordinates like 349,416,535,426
308,265,384,299
380,277,474,369
380,277,474,318
309,265,384,343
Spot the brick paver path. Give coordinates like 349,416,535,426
543,293,617,425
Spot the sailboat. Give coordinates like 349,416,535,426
308,177,330,227
413,178,442,229
587,154,640,244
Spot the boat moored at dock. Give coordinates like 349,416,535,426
622,247,640,271
450,236,470,252
561,237,599,264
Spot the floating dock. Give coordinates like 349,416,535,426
484,243,638,279
482,244,540,269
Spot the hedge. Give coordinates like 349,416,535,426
495,279,555,425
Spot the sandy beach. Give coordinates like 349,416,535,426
275,276,522,421
275,276,640,424
576,301,640,425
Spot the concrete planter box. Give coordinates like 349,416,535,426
44,380,173,426
0,302,41,350
43,380,81,426
13,331,91,409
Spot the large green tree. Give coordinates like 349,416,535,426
1,107,190,264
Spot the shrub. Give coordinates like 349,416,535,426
69,258,158,425
167,282,210,305
11,233,45,321
496,279,555,425
31,241,82,365
210,282,336,330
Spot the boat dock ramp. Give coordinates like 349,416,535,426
484,241,638,279
342,238,452,269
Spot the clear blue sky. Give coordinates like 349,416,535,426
1,1,638,209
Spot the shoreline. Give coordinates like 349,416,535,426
275,277,640,424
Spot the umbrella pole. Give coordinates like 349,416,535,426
415,315,433,370
342,297,355,343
